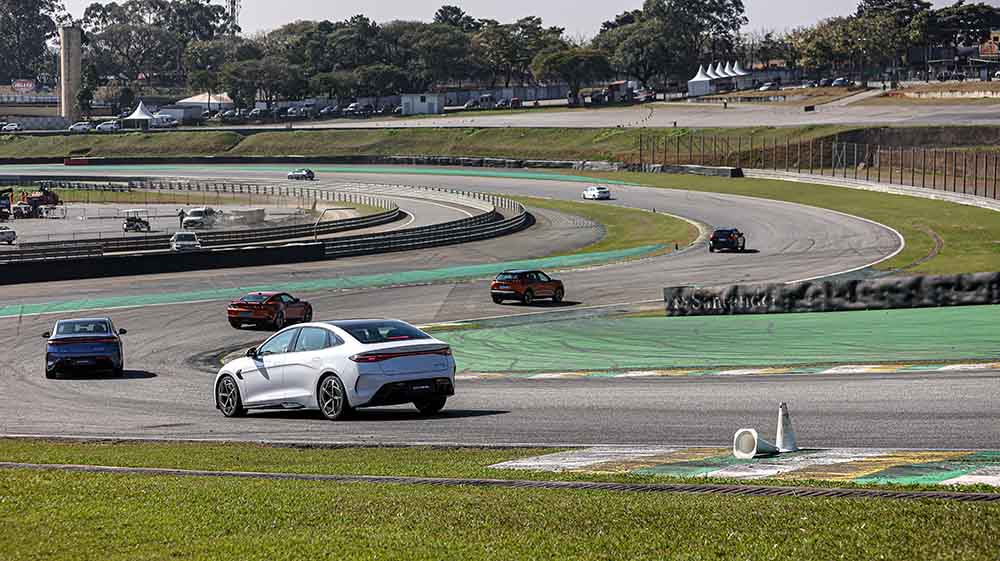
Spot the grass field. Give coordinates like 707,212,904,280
1,440,998,561
4,468,997,561
0,126,852,162
569,171,1000,274
512,195,699,256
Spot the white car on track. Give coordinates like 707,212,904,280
215,319,456,420
181,207,220,229
582,185,612,200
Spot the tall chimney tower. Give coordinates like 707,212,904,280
59,26,83,122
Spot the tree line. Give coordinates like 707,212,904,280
3,0,1000,109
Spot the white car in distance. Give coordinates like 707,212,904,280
95,121,120,133
2,123,22,132
68,122,92,133
582,185,612,200
215,319,456,420
169,231,201,251
181,207,219,229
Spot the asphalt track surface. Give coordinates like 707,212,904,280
2,164,997,449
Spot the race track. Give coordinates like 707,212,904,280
4,165,994,449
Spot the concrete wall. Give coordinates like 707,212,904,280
663,273,1000,316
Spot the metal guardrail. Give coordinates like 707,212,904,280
0,177,529,266
0,244,102,263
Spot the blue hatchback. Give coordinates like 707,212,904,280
44,318,127,378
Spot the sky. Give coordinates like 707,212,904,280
58,0,993,37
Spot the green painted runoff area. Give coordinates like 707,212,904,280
437,305,1000,372
22,164,632,184
0,244,663,318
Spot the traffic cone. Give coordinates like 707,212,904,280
733,428,779,459
776,402,799,452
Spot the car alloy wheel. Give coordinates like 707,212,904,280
216,375,245,417
303,307,313,323
318,375,351,420
553,288,564,303
522,290,534,305
274,311,285,330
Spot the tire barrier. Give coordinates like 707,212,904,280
663,272,1000,316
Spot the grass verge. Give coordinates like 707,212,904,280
1,439,997,495
511,195,699,256
568,171,1000,274
3,466,997,561
0,131,241,158
0,126,853,162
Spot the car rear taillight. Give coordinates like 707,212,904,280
350,347,452,362
48,337,117,345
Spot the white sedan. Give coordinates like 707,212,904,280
68,122,92,133
582,185,612,200
215,319,456,420
2,123,22,132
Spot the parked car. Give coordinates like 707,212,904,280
2,123,23,132
151,115,179,128
802,80,818,88
495,98,510,109
319,105,340,116
287,168,315,180
490,269,565,305
226,291,313,329
818,78,832,87
68,121,92,133
285,107,299,118
708,228,746,253
0,225,16,244
758,83,780,92
248,108,266,119
510,97,523,109
582,185,612,200
181,207,220,229
95,120,120,133
214,319,455,419
42,317,128,378
831,77,851,87
169,231,201,251
463,99,480,110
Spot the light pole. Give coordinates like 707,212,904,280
313,207,334,241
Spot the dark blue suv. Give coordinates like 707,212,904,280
44,318,127,378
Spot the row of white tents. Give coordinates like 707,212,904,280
688,61,753,97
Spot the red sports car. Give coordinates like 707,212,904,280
227,292,313,330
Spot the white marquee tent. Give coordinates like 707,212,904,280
687,65,715,97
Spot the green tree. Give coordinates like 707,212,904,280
0,0,65,82
354,63,407,104
433,5,481,32
531,48,612,105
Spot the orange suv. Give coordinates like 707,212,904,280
490,270,564,305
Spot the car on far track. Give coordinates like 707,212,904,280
582,185,612,200
287,168,315,180
182,207,220,229
215,319,455,420
68,121,92,133
758,82,780,92
490,269,564,305
0,225,16,244
227,291,313,329
708,227,746,253
43,317,128,378
2,122,22,132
